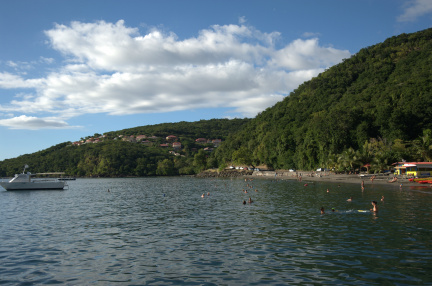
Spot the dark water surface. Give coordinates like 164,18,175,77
1,177,431,285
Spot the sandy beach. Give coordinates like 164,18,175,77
252,170,424,187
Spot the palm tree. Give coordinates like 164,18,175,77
371,152,390,173
412,129,432,161
337,148,362,172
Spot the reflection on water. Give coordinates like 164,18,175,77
0,177,432,285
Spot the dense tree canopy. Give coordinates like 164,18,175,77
214,28,432,171
1,28,431,177
0,119,249,177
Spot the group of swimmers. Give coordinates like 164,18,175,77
242,178,256,204
321,200,378,214
321,181,381,214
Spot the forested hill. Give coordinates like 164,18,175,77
104,118,249,139
0,118,249,177
2,28,432,177
214,28,432,171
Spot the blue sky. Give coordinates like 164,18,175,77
0,0,431,161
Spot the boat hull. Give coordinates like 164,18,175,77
0,181,65,190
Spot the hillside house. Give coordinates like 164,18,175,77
166,135,177,142
195,138,208,144
172,142,182,149
141,140,152,146
212,139,222,147
122,136,136,143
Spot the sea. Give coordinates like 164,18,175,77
0,176,431,285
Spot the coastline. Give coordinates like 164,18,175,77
251,170,424,187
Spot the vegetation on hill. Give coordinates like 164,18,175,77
214,28,432,172
0,118,249,177
2,28,431,177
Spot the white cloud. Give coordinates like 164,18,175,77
0,20,351,130
302,32,321,38
270,38,351,70
398,0,432,22
0,72,42,89
0,115,78,130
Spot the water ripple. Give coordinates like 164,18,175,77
1,177,432,285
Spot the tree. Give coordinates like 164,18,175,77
193,149,208,172
412,129,432,161
156,159,176,176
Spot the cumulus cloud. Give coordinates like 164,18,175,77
398,0,432,22
0,20,351,130
0,115,77,130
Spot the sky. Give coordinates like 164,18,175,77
0,0,431,161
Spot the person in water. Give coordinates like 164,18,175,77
347,197,353,202
370,201,378,212
320,207,325,214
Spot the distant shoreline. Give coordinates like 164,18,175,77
251,170,423,187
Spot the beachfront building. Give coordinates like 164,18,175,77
393,162,432,177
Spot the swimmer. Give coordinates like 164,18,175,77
320,207,325,214
381,195,384,202
207,192,210,196
326,188,329,193
304,183,308,187
201,193,205,198
248,197,253,203
243,200,246,205
347,197,353,202
370,201,378,212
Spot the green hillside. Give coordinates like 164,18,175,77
0,118,249,177
2,28,431,177
214,28,432,171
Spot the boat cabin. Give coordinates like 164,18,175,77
9,172,32,183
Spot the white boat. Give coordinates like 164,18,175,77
0,165,66,191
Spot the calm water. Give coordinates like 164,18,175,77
0,177,431,285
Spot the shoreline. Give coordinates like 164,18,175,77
251,170,424,187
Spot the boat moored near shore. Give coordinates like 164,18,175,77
0,165,66,191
